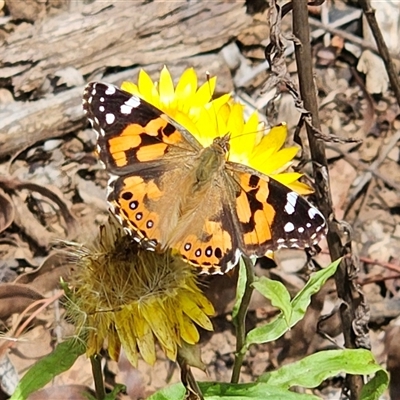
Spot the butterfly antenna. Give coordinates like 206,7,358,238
206,71,222,139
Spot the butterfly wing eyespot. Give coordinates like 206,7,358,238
176,217,242,275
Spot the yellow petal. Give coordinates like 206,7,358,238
115,310,140,367
159,66,175,107
252,147,299,175
121,81,139,95
189,290,215,316
253,123,288,161
287,181,314,195
174,111,201,136
272,172,303,184
243,111,262,144
227,103,244,138
141,299,177,357
191,76,216,107
179,314,200,345
107,326,121,362
272,173,314,195
208,93,231,114
175,68,197,104
86,330,100,357
195,108,217,146
130,307,156,365
137,69,160,107
178,293,214,331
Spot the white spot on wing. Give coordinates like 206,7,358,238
284,222,295,232
105,85,116,95
308,207,323,219
284,192,298,215
120,96,141,115
105,113,115,124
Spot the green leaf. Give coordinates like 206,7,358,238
246,259,340,346
245,313,290,345
258,349,386,390
232,257,247,322
10,338,86,400
252,276,292,325
360,369,389,400
104,384,127,400
290,258,341,323
147,383,185,400
149,349,387,399
200,382,320,399
149,381,320,400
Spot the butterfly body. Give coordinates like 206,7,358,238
83,82,326,274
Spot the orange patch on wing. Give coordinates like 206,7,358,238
204,220,233,251
254,180,270,204
244,207,273,245
136,143,168,162
146,117,183,145
108,124,143,167
236,190,252,223
237,173,275,246
163,129,182,145
121,176,163,201
144,118,165,137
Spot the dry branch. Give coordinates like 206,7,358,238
1,0,250,94
0,0,248,159
0,54,231,160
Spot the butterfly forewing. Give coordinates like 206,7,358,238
82,82,199,175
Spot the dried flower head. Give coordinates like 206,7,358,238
66,218,214,366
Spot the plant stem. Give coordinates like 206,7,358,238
177,353,204,400
231,256,255,383
90,354,106,400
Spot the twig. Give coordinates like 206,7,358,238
347,129,400,202
359,256,400,274
326,144,400,194
231,256,255,384
320,250,400,274
359,273,400,286
358,0,400,107
309,17,400,61
291,2,365,399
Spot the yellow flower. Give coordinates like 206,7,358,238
122,66,312,195
65,218,214,366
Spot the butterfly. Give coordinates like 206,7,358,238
82,82,326,274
